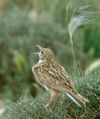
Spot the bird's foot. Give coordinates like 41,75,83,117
44,104,52,112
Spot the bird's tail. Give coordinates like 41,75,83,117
66,91,89,107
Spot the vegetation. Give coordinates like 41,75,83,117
0,0,100,118
2,69,100,119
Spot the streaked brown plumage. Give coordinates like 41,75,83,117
32,45,89,108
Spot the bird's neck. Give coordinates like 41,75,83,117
38,59,54,64
38,59,44,64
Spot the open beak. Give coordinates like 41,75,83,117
36,45,43,50
34,45,42,54
34,52,39,55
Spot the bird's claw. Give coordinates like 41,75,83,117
44,104,52,112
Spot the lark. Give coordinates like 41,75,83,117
32,45,89,108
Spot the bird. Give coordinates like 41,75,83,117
32,45,89,108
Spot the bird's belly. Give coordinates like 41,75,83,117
43,85,55,96
44,85,50,92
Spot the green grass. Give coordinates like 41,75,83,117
0,0,100,118
2,69,100,119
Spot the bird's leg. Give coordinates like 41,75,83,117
45,92,56,108
45,90,59,111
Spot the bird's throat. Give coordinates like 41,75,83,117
38,59,44,64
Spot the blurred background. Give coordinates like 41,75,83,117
0,0,100,117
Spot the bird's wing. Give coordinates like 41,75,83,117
37,62,75,92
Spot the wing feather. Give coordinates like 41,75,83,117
36,62,75,92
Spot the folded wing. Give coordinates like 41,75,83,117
37,62,75,93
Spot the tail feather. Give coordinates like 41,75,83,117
66,92,89,107
66,93,82,107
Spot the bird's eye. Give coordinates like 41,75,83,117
41,51,44,54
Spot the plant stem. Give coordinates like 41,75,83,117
70,35,80,77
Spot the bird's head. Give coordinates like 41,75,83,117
35,45,54,62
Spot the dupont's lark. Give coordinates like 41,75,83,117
32,45,89,108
